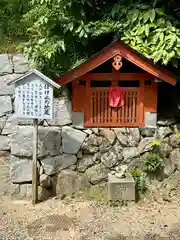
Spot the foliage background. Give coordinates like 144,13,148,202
1,0,180,77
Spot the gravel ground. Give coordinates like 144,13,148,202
1,193,180,240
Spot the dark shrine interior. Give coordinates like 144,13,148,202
157,81,180,120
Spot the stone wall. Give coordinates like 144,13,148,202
1,54,180,200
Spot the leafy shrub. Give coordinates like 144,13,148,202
176,131,180,137
151,139,161,148
142,153,164,173
130,169,147,194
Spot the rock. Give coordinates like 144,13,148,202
81,142,99,154
59,86,70,98
163,137,169,143
163,158,175,177
157,127,172,139
91,128,99,135
122,147,140,162
115,172,125,179
1,114,17,135
0,116,8,133
40,157,55,175
38,127,61,157
11,126,32,157
86,163,110,184
83,129,92,135
114,128,140,147
169,134,180,148
139,128,156,137
86,134,102,146
12,54,29,73
11,126,61,157
99,138,112,153
0,151,9,157
76,155,94,173
0,135,11,150
11,183,32,200
160,142,173,158
174,124,180,132
41,154,77,175
73,125,85,130
11,184,52,200
113,140,123,158
0,54,13,75
169,148,180,171
68,164,76,170
47,98,72,126
157,118,177,126
0,74,23,95
62,126,86,154
39,174,52,188
10,155,32,183
93,152,101,164
138,137,154,154
99,128,116,144
55,170,90,197
128,157,141,170
77,150,83,159
115,165,128,179
0,96,12,117
115,166,120,172
101,147,121,168
39,165,44,175
17,118,43,126
81,134,102,153
162,171,180,193
38,186,53,201
17,118,34,125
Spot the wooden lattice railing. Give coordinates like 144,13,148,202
85,88,143,127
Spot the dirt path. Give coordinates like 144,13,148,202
1,157,180,239
1,193,180,240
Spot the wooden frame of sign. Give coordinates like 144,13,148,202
8,69,60,205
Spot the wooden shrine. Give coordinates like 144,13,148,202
57,40,176,128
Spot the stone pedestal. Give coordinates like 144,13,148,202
108,173,135,201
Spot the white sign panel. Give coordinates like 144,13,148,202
15,78,53,119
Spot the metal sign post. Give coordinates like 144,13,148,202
8,69,60,205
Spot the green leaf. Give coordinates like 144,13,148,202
79,29,84,38
136,25,145,35
152,32,160,44
143,10,150,23
155,8,165,16
47,51,52,59
69,22,74,31
157,18,165,27
167,21,172,29
38,38,45,44
59,40,65,52
145,24,150,36
111,4,118,18
131,9,139,23
152,51,162,63
149,9,156,23
159,32,164,42
172,58,178,68
136,36,143,43
75,25,82,33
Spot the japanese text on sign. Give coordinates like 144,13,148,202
15,79,53,119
